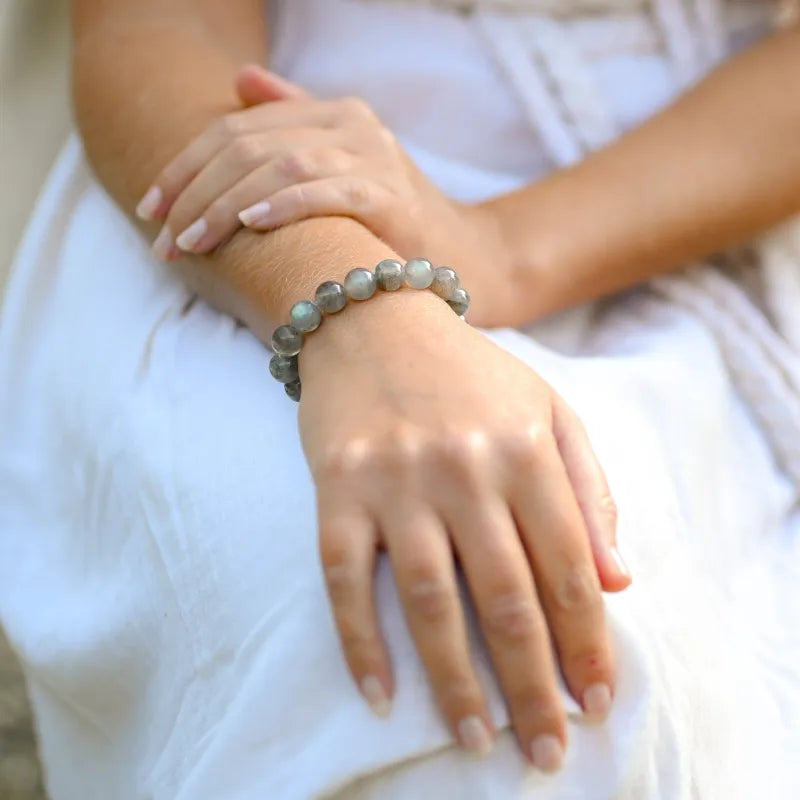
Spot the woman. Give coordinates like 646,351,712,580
1,0,799,797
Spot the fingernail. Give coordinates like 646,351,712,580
152,226,176,260
239,201,272,227
610,546,631,579
457,716,493,755
176,218,208,252
530,734,564,773
136,186,162,220
360,675,392,718
582,683,612,719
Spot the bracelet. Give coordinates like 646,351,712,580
269,258,470,401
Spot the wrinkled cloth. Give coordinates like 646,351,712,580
1,0,799,798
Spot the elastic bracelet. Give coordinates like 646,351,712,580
269,258,470,401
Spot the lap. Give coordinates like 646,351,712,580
1,146,795,799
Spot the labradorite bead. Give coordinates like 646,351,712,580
284,379,302,401
315,280,347,314
344,267,377,300
431,266,459,300
448,287,470,316
374,259,405,291
290,300,322,333
271,324,303,357
269,353,299,383
404,258,434,289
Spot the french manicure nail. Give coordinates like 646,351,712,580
176,218,208,252
136,186,162,220
582,683,612,719
610,546,631,579
458,716,493,755
152,226,175,260
360,675,392,718
530,734,564,773
239,201,272,227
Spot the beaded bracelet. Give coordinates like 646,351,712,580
269,258,470,401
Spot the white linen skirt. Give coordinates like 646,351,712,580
0,139,798,800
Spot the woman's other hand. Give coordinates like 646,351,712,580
135,65,518,326
299,288,630,769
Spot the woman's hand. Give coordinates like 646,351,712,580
135,66,518,326
299,287,630,769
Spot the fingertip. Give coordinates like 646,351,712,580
360,674,394,719
582,682,612,721
530,734,565,773
136,186,163,221
239,201,272,228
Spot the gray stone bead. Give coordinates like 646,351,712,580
315,280,347,314
447,287,470,316
290,300,322,333
344,267,377,300
430,266,459,301
269,353,299,384
284,379,302,402
271,324,303,357
404,258,434,289
374,259,405,291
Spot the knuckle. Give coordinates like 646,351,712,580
597,493,618,528
501,428,547,470
437,430,490,479
343,178,374,213
277,150,315,181
553,564,601,613
404,568,453,623
322,557,358,605
382,425,429,469
229,135,263,168
483,591,542,643
318,147,352,175
315,438,372,479
340,96,379,124
215,113,243,138
320,534,355,582
338,625,378,662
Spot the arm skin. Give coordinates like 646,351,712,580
491,26,800,319
72,0,405,343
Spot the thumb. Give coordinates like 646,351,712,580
235,64,310,106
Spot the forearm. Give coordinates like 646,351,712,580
72,3,390,333
490,26,800,317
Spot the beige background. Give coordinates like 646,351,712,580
1,2,69,795
0,0,71,298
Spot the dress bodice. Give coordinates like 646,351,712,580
268,0,776,200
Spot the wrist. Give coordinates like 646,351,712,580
300,285,453,369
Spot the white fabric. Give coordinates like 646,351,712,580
1,1,799,798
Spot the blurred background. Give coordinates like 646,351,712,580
1,3,69,797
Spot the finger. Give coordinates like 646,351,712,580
446,496,567,772
166,133,335,256
552,393,631,592
135,126,231,223
239,176,391,237
507,432,616,723
386,509,494,755
136,101,343,224
318,497,393,718
155,140,260,259
180,147,356,254
236,64,310,106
